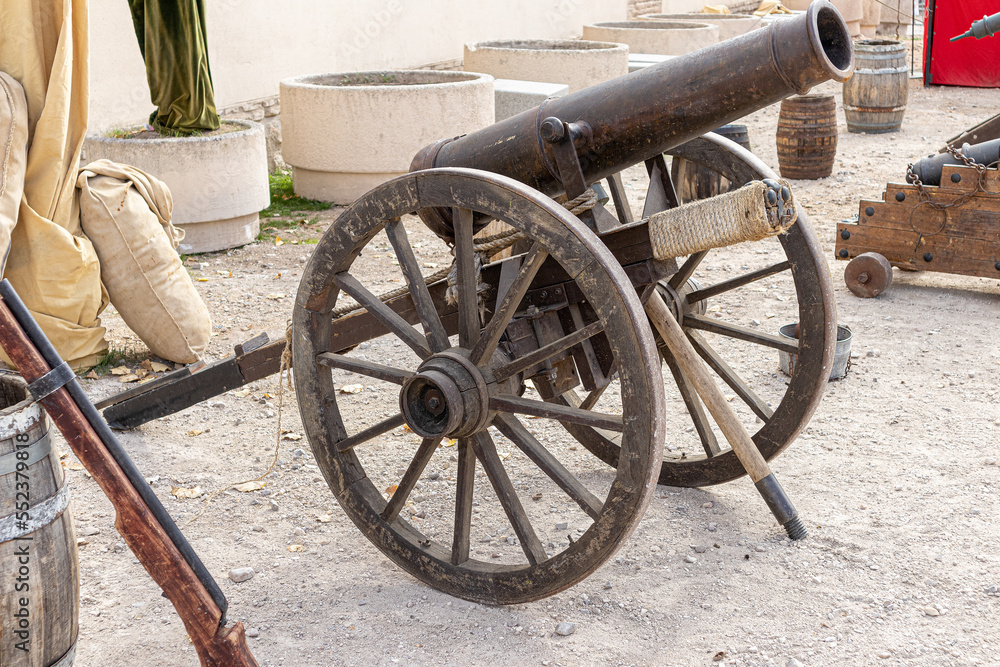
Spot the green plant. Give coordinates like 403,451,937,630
104,124,211,139
339,72,399,86
92,343,149,375
261,170,332,220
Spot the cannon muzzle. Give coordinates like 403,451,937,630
412,1,852,235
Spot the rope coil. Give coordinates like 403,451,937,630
648,179,797,260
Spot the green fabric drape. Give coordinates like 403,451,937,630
128,0,220,135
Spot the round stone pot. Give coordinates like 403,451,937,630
84,120,269,254
583,21,719,56
463,39,629,94
784,0,861,36
280,70,494,205
639,13,763,40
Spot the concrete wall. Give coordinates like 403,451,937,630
89,0,627,131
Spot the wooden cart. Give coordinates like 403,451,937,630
836,155,1000,297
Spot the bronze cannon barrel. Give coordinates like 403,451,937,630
412,1,852,208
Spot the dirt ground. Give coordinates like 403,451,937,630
54,57,1000,667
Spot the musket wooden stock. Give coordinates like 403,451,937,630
0,299,258,667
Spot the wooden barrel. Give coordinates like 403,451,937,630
670,124,752,202
843,39,908,134
0,375,78,666
775,94,838,180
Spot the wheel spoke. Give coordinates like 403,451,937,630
317,353,412,385
470,431,547,565
579,384,608,412
452,207,481,348
687,261,791,303
469,243,548,366
683,313,799,355
451,437,476,565
382,437,441,522
492,414,603,520
336,413,406,452
659,344,722,457
492,321,604,382
384,218,450,352
334,272,432,358
490,395,623,432
668,250,709,290
578,358,619,411
687,330,774,423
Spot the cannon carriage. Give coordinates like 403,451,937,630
289,2,854,604
90,1,854,606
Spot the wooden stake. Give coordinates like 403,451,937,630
644,291,773,482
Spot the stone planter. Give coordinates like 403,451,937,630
84,120,269,254
583,21,719,56
281,71,494,204
785,0,861,36
463,40,628,94
860,0,881,37
639,13,763,40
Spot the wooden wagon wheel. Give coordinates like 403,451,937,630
558,133,837,488
292,167,664,605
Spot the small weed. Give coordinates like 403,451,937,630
339,72,399,86
259,171,331,242
261,171,332,220
92,344,148,375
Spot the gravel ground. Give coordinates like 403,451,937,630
45,67,1000,667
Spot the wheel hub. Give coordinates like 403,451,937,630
655,277,707,322
400,351,491,439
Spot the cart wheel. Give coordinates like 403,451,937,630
557,133,837,488
844,252,893,298
293,168,664,604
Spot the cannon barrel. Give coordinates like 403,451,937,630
907,138,1000,186
412,1,852,231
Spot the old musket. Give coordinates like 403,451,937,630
0,280,258,667
100,2,853,431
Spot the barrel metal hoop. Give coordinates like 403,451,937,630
0,481,70,542
0,430,52,476
843,105,908,113
852,66,909,75
50,641,77,667
27,361,76,401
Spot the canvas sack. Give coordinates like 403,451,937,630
0,72,27,274
77,159,211,363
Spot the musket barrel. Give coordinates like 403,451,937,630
412,2,852,198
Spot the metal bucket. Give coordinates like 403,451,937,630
779,323,853,380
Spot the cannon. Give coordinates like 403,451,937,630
837,137,1000,297
291,2,853,604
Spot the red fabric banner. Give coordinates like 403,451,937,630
925,0,1000,86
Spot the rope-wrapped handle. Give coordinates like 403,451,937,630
648,179,797,260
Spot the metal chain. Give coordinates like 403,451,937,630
905,145,999,238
